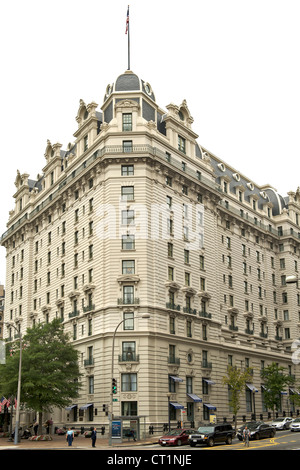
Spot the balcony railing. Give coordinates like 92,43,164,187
166,303,181,311
183,307,197,315
119,352,139,362
69,310,80,318
118,298,140,305
168,356,180,365
84,357,94,367
260,332,268,338
229,324,239,332
83,304,95,313
245,328,254,335
199,311,212,319
202,360,212,369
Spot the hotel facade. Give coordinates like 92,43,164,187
2,70,300,433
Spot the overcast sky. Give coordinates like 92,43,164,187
0,0,299,286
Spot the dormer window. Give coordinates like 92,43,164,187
122,113,132,131
178,135,186,154
84,135,88,152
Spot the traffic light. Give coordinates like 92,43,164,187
112,378,117,394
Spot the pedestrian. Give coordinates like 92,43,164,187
66,427,74,446
243,426,250,447
33,421,38,436
91,427,97,447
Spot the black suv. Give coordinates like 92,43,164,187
188,423,235,447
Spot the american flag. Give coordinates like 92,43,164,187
0,397,9,412
125,6,129,34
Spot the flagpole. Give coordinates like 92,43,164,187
128,17,130,70
126,5,130,70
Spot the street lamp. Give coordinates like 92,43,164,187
108,313,150,446
5,321,22,445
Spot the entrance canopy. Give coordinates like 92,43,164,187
170,402,184,409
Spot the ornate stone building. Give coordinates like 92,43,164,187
1,70,300,432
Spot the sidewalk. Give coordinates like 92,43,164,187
0,433,159,450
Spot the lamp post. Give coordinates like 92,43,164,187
5,322,22,445
167,393,171,432
108,313,150,446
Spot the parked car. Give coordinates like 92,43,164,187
271,417,293,430
237,421,264,437
158,428,194,446
237,422,275,441
188,423,235,447
290,418,300,432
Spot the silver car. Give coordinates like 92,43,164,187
290,418,300,432
271,417,293,430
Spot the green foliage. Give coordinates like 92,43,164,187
260,362,295,416
222,365,253,430
0,319,82,413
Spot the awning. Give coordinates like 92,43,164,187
169,376,183,382
246,383,258,392
204,403,217,410
203,379,216,385
169,402,184,409
290,388,300,395
187,393,202,402
80,403,93,410
65,404,77,411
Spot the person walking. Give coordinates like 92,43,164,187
33,421,38,436
66,428,74,447
243,426,250,447
91,427,97,447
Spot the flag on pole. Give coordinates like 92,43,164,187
0,397,8,412
125,5,129,34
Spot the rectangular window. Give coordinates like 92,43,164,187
121,341,136,361
122,260,135,274
122,210,135,226
123,140,133,153
121,165,134,176
123,285,134,304
121,186,134,201
122,234,135,250
84,135,88,151
168,266,174,281
123,312,134,330
122,113,132,131
178,135,186,153
121,373,137,392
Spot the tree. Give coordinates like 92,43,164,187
260,362,295,419
222,365,253,432
0,319,82,434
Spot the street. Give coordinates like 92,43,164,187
131,430,300,451
1,429,300,451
